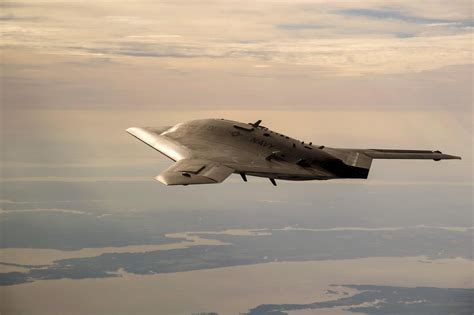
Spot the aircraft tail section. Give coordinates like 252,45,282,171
319,148,460,180
315,148,372,179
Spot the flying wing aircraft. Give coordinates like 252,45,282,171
126,119,461,186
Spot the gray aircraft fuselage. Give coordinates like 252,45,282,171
127,118,460,186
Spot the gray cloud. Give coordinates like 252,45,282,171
1,2,471,77
72,43,215,59
1,1,472,112
336,8,474,27
0,1,30,8
0,14,47,22
275,23,327,30
0,208,88,215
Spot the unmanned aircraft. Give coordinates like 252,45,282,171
127,119,460,186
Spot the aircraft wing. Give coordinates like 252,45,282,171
363,149,461,160
156,159,234,185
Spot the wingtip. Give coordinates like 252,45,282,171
444,153,462,160
437,154,462,161
434,150,462,160
126,127,138,133
154,175,169,185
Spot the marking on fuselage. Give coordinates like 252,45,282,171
250,137,274,149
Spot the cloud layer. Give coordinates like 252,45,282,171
1,1,472,110
1,1,472,74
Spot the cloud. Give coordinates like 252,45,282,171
1,1,472,77
337,8,445,24
0,208,89,215
0,199,109,204
0,1,472,111
0,1,29,8
394,32,416,38
337,8,474,28
65,34,471,75
104,15,158,26
275,23,326,30
0,176,150,182
0,14,47,22
258,199,288,204
73,42,213,59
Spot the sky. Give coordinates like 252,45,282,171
0,0,472,177
1,0,472,110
